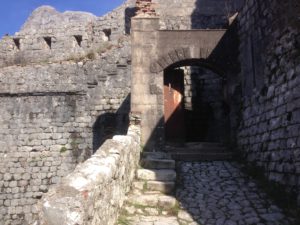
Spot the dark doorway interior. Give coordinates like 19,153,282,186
164,66,229,144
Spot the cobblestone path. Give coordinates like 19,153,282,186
120,161,295,225
176,161,294,225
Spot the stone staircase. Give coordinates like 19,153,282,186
117,152,180,225
165,142,234,161
116,142,233,224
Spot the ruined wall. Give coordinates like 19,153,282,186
0,1,135,68
237,0,300,203
2,0,293,224
154,0,243,29
134,0,243,30
35,125,140,225
0,49,131,225
0,2,134,224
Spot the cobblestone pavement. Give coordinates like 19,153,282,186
176,161,294,225
120,161,295,225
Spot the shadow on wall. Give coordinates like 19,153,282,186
191,0,245,29
92,94,131,153
125,7,137,34
191,0,242,147
207,16,242,148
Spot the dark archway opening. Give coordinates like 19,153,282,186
163,63,229,145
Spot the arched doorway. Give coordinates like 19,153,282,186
131,16,238,151
163,61,229,145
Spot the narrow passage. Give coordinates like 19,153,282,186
119,161,295,225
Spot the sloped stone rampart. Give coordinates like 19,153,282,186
34,125,140,225
0,41,132,224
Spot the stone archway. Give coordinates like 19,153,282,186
131,14,235,151
155,57,229,146
150,47,225,76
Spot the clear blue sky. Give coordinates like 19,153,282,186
0,0,125,37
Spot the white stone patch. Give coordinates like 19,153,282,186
43,200,51,208
113,135,131,145
66,211,82,225
81,163,112,181
108,148,120,155
68,176,90,191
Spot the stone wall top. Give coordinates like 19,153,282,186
0,0,135,68
34,125,141,225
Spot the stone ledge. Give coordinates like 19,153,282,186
33,125,141,225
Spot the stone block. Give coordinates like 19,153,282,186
140,159,175,169
136,169,176,181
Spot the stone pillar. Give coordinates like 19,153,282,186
131,0,162,151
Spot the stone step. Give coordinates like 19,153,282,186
126,194,177,210
133,181,175,194
130,189,162,196
122,215,180,224
168,147,227,154
142,152,172,160
186,142,223,146
170,152,234,161
136,169,176,181
140,158,175,169
166,144,226,152
166,142,224,148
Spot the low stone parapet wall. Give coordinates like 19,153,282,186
33,125,140,225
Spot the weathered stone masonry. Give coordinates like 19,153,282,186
131,0,300,207
0,0,299,224
236,0,300,203
0,2,135,224
36,125,141,225
0,0,242,223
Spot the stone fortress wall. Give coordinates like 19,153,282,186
0,0,252,224
0,0,299,224
0,0,239,223
0,1,135,224
36,125,141,225
236,0,300,203
0,3,133,68
153,0,243,29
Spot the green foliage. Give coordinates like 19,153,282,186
142,182,148,192
117,216,132,225
86,51,96,60
140,144,145,151
117,208,133,225
96,42,113,54
64,41,115,63
168,201,180,216
60,146,67,153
